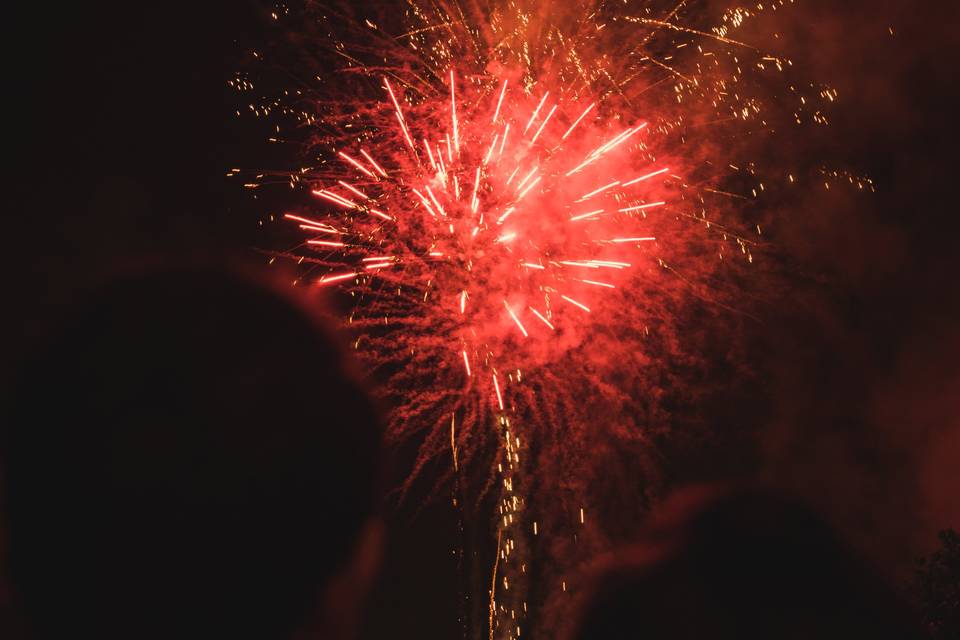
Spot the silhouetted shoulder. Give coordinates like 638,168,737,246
5,265,383,639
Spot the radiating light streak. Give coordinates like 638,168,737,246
493,373,504,410
337,180,370,200
516,176,541,201
284,213,334,229
393,112,412,150
495,232,517,243
529,104,557,145
610,237,656,243
462,350,471,377
460,290,467,314
312,189,358,209
504,301,529,337
492,79,508,123
594,123,646,155
622,167,669,186
359,148,388,177
424,139,437,170
307,240,346,247
570,209,605,221
576,181,620,202
497,207,516,224
529,307,555,330
298,224,341,234
362,256,396,262
411,188,439,217
436,144,447,179
484,134,500,165
565,124,647,176
368,208,393,221
578,279,615,288
618,201,665,212
561,103,596,140
499,123,510,154
589,260,632,267
338,151,375,178
524,92,549,134
471,167,481,213
450,69,460,153
383,77,414,150
515,167,538,193
318,272,357,285
561,295,591,312
425,185,447,217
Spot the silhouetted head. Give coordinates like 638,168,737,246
5,266,382,639
567,488,924,640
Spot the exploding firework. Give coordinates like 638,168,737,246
232,1,862,637
303,73,673,416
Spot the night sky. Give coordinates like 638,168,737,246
6,2,959,637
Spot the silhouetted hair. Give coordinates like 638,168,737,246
567,488,924,640
5,266,382,638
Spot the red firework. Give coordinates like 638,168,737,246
234,2,856,636
294,70,673,410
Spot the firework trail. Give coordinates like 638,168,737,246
232,1,862,637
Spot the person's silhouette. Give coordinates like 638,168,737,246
5,266,383,639
566,488,924,639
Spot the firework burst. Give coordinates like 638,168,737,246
307,71,671,409
233,1,855,637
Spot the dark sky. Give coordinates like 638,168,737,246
743,0,960,576
5,1,960,637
